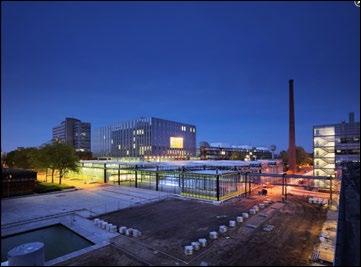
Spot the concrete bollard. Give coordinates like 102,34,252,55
94,218,99,225
229,220,236,227
236,216,243,223
209,231,218,239
219,225,227,234
253,205,259,212
106,223,112,231
198,238,207,247
110,225,117,233
184,245,193,256
119,226,127,234
191,241,200,250
249,209,256,215
132,229,141,237
259,203,265,209
242,212,249,219
125,229,131,236
101,221,108,230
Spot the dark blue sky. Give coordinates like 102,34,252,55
1,1,360,153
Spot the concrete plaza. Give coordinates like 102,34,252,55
1,184,170,226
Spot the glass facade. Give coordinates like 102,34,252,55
92,117,196,159
313,115,360,185
313,126,336,183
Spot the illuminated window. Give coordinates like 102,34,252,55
181,126,186,132
170,137,184,149
133,143,136,149
220,150,226,155
118,145,121,150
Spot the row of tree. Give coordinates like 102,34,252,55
278,146,313,167
4,142,80,184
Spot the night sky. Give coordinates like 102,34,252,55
1,1,360,153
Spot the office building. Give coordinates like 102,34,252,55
200,142,273,160
313,112,360,178
92,117,196,159
52,118,91,152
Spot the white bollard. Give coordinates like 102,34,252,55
229,220,236,227
132,229,142,237
101,222,108,230
242,212,249,219
126,228,134,236
249,209,256,215
209,231,218,239
219,225,227,234
119,226,127,234
94,218,99,225
236,216,243,223
253,205,259,212
106,223,112,231
259,203,265,209
110,225,117,233
184,245,193,255
198,238,207,247
191,241,200,250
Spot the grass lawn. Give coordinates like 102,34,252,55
34,181,75,194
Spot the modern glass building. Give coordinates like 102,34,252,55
313,112,360,179
92,117,196,160
52,118,91,152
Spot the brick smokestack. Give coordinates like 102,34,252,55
288,79,297,173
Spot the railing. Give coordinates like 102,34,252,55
66,163,333,202
248,172,333,202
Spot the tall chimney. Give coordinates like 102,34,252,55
349,112,355,123
288,79,297,173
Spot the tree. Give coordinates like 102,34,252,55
296,147,313,166
30,147,51,182
230,151,241,160
1,152,7,167
45,142,79,185
278,146,313,170
5,147,38,169
279,150,288,165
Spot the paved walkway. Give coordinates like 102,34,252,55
1,185,170,226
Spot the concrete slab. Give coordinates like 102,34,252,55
1,185,170,226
